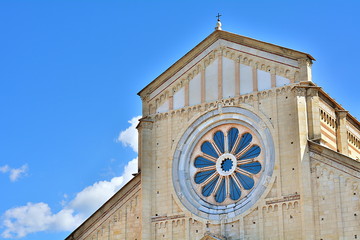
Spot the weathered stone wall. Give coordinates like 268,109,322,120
143,84,308,239
141,82,360,240
310,142,360,240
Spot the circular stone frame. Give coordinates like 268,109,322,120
172,107,275,221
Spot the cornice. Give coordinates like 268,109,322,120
151,84,294,121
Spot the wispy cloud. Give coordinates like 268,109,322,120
68,157,138,216
1,116,140,239
0,164,28,182
117,116,141,153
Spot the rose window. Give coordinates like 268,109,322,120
191,123,263,205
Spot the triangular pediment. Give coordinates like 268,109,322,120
139,30,313,97
139,30,315,115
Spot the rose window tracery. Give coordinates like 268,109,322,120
173,108,274,220
191,124,263,205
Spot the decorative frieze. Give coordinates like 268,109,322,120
265,194,300,205
151,214,186,222
152,84,294,120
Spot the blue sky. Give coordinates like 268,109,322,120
0,1,359,239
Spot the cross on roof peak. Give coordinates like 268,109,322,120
216,13,222,22
215,13,222,30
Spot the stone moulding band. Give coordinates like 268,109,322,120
172,107,275,221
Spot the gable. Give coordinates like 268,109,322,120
139,31,314,114
141,32,313,115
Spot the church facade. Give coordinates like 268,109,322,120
66,26,360,240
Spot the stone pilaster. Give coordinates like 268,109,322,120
252,64,258,92
218,51,223,100
141,92,150,116
298,58,313,82
138,117,154,240
184,78,189,107
235,58,240,97
336,110,349,155
168,91,174,111
294,86,316,240
201,65,205,103
306,87,321,142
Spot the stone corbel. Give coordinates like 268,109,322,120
140,91,150,102
306,86,320,97
137,117,154,130
293,86,307,97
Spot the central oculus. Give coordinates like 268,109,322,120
216,153,237,175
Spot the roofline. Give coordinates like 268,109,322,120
309,140,360,168
138,30,315,97
318,88,360,131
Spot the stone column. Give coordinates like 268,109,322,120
336,110,349,155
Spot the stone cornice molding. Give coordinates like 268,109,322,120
151,85,294,121
309,141,360,173
298,58,313,67
306,86,321,97
137,117,154,130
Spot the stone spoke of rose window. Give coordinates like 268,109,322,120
199,171,218,187
196,165,216,172
214,177,226,203
237,157,258,165
229,128,241,155
234,171,255,190
209,139,223,157
237,145,261,161
235,167,253,178
231,174,247,193
201,141,220,158
201,153,217,163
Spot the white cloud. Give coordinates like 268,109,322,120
117,116,141,153
0,164,28,182
9,165,28,182
1,116,140,239
1,203,83,239
69,157,138,216
1,158,138,239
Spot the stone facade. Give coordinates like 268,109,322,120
66,29,360,240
